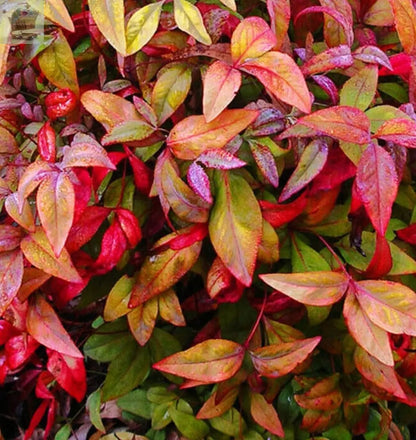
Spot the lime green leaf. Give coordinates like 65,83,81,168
174,0,212,45
169,405,210,440
86,389,105,432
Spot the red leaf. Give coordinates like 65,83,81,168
250,392,284,436
355,143,398,236
115,208,142,249
27,295,83,358
301,45,353,76
250,337,321,378
241,52,312,114
364,233,393,278
47,351,87,402
187,162,213,203
249,140,279,187
397,223,416,245
197,148,246,169
374,118,416,148
37,121,56,163
23,400,49,440
379,53,411,81
207,257,245,303
0,250,24,317
260,191,307,228
162,223,208,251
125,146,153,195
354,45,392,70
295,375,343,411
153,339,245,383
203,61,242,122
0,225,23,252
311,75,339,105
45,88,77,120
231,17,276,66
279,106,371,144
5,333,39,369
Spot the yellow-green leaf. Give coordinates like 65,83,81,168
209,171,262,286
104,275,134,321
174,0,212,45
38,29,79,95
128,297,158,346
28,0,74,32
88,0,127,55
152,62,192,125
126,2,163,55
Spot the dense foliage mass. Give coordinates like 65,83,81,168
2,0,416,438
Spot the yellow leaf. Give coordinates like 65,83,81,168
218,0,236,10
126,2,164,55
38,29,79,95
88,0,127,56
27,0,74,32
174,0,212,45
0,15,11,85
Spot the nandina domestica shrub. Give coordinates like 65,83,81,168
2,0,416,439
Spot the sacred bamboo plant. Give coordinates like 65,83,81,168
1,0,416,439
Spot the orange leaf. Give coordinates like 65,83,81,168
0,250,24,316
203,61,242,122
241,52,312,114
197,387,239,419
260,271,349,306
158,289,186,327
128,297,158,346
153,339,245,383
37,172,75,257
374,118,416,148
390,0,416,55
250,392,284,436
250,337,321,378
27,295,83,358
231,17,277,66
167,109,258,160
20,228,82,283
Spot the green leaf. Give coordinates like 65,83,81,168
101,120,155,145
126,2,164,55
365,105,411,132
117,389,152,419
174,0,212,45
54,424,71,440
38,29,79,95
101,340,150,401
209,171,262,286
169,405,210,440
209,408,247,436
152,402,173,430
87,389,105,432
88,0,127,55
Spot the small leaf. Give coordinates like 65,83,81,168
152,62,192,125
28,0,74,32
104,275,134,322
301,45,353,76
20,228,82,283
101,120,155,145
260,192,307,228
88,0,127,55
203,61,242,122
231,17,277,66
343,289,393,365
260,271,349,306
356,143,398,236
267,0,291,50
158,289,186,327
295,375,343,411
279,106,371,144
167,109,258,160
250,337,321,378
27,295,83,358
198,149,246,169
0,250,24,316
37,172,75,257
279,139,328,202
197,387,239,419
374,118,416,148
5,195,35,232
353,45,392,70
128,298,158,346
86,389,105,432
339,65,378,111
174,0,212,45
153,339,245,383
390,0,416,55
38,29,79,95
126,2,163,55
129,226,204,307
249,140,279,187
169,404,210,440
250,392,284,437
209,171,262,286
242,52,312,114
363,0,394,26
0,126,18,153
187,162,212,204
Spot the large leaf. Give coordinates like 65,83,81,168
152,62,192,125
81,90,142,131
231,17,277,66
173,0,212,45
260,271,349,306
355,142,398,236
129,226,204,307
27,295,83,358
374,118,416,148
153,339,245,383
343,289,393,365
267,0,290,50
38,29,79,95
209,171,262,286
0,250,24,316
279,139,328,202
203,61,242,122
167,109,258,160
279,106,371,144
20,228,82,283
354,279,416,336
88,0,126,55
250,392,284,437
28,0,74,32
37,172,75,257
250,337,321,377
241,52,312,114
390,0,416,55
126,2,163,55
339,65,378,111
